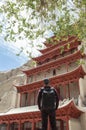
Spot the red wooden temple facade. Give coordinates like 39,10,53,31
0,36,86,130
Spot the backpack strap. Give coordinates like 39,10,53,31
37,87,45,110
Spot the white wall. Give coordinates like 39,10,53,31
69,118,81,130
79,76,86,106
80,112,86,130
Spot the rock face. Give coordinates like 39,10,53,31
0,60,33,113
0,60,34,82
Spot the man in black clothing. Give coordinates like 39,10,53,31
37,78,59,130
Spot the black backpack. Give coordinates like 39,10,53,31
41,87,56,110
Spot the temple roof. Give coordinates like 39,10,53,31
43,35,57,47
0,100,84,122
23,51,84,76
40,36,77,54
32,39,81,64
15,66,86,93
56,99,84,119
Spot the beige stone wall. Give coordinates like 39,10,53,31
0,74,26,112
16,93,20,107
0,60,32,83
0,87,17,113
69,118,81,130
80,112,86,130
79,76,86,107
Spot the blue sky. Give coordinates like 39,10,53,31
0,37,28,71
0,36,45,72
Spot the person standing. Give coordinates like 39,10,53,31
37,78,59,130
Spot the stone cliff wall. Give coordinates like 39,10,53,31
0,60,34,82
0,60,33,112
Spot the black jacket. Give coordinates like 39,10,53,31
37,86,59,110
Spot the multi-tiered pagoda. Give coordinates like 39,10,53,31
0,36,86,130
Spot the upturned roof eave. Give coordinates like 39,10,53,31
0,100,84,121
15,65,86,93
40,36,77,54
22,50,84,76
32,40,81,63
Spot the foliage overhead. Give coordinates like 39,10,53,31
0,0,86,55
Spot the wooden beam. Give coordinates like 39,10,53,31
32,121,36,130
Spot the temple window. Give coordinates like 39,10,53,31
0,123,7,130
71,48,76,54
57,85,64,100
53,55,57,60
37,73,41,81
38,62,42,65
56,66,66,75
20,91,38,107
56,120,66,130
21,122,32,130
28,75,33,83
34,90,38,105
68,62,78,72
10,122,18,130
63,51,71,57
30,91,37,106
66,83,70,99
21,92,29,107
61,52,65,57
36,121,42,130
57,66,61,70
60,82,79,100
53,69,56,75
31,75,33,83
47,58,50,62
69,81,79,99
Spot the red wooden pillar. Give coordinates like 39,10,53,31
32,121,36,130
60,120,64,130
7,121,10,130
28,92,31,106
18,120,21,130
66,120,69,130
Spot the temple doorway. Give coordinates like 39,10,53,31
56,119,66,130
10,122,18,130
21,122,32,130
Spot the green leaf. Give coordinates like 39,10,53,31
0,0,86,57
